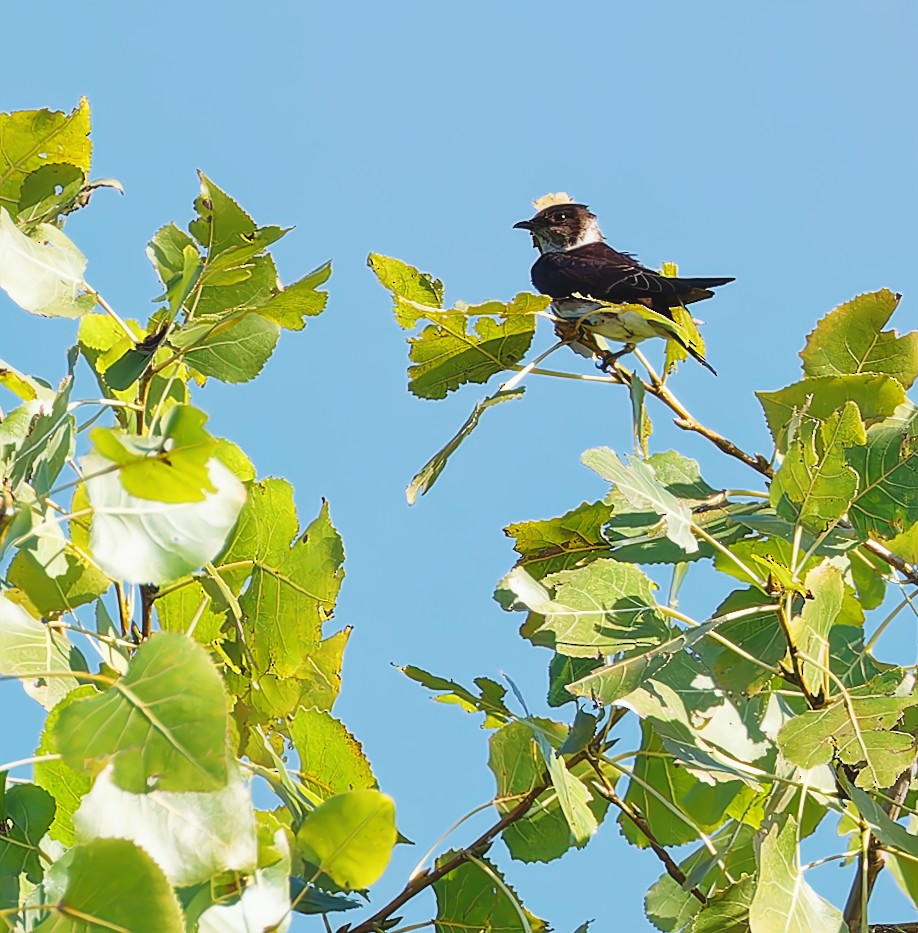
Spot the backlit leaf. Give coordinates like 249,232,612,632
55,633,230,793
801,289,918,388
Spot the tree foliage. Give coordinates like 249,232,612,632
2,100,918,933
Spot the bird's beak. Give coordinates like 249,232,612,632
513,219,534,231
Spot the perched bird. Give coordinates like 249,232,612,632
514,200,733,373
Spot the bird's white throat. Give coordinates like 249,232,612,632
535,215,604,253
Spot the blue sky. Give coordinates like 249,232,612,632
3,2,918,929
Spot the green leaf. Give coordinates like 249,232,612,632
192,810,291,931
777,683,918,789
696,588,785,696
848,400,918,540
619,723,729,847
2,372,74,494
256,260,331,330
628,371,653,455
499,561,668,658
830,625,891,689
787,563,844,699
84,448,246,585
433,854,548,933
406,296,539,399
367,252,444,328
645,822,758,931
288,707,376,801
55,633,230,793
801,289,918,388
294,789,396,891
7,542,109,619
528,725,598,846
844,781,918,861
175,312,281,383
769,401,864,533
749,814,846,933
0,100,91,217
34,685,96,845
34,838,184,933
297,627,351,712
547,653,603,707
0,208,90,317
688,876,754,933
190,172,263,258
214,485,344,677
757,373,905,448
154,579,227,644
506,499,610,580
0,594,88,709
0,784,55,883
488,719,608,863
146,223,202,314
407,388,524,503
90,404,217,503
583,447,698,554
72,763,256,886
400,665,512,728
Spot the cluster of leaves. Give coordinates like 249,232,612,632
0,102,400,932
380,251,918,930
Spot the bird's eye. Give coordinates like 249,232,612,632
554,212,567,222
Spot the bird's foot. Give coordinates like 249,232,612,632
596,344,636,373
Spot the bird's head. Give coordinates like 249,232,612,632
513,203,603,253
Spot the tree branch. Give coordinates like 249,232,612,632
844,763,918,932
617,353,918,593
586,759,707,906
339,780,550,933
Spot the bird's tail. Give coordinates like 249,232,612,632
684,342,717,375
679,276,735,289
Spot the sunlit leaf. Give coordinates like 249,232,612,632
84,451,246,585
0,784,55,883
408,388,524,503
583,448,698,554
0,594,87,709
367,252,444,328
499,561,668,658
174,312,280,384
0,99,91,217
848,400,918,541
400,665,512,728
34,685,96,845
748,814,846,932
777,682,918,789
294,789,396,890
213,484,344,677
288,707,376,801
0,208,90,317
801,289,918,388
34,838,184,933
757,373,904,449
73,764,256,886
55,633,230,793
256,260,331,330
769,401,864,533
433,853,549,933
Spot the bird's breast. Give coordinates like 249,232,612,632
550,299,661,343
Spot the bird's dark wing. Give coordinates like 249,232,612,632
531,242,733,306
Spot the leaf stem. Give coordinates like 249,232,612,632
85,286,136,343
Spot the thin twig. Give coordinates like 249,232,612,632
586,759,707,905
844,764,918,931
339,780,550,933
